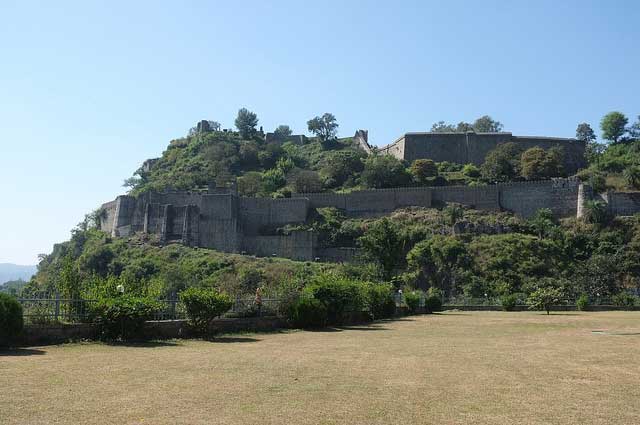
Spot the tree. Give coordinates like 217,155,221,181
444,204,464,229
431,121,456,132
527,287,563,315
529,208,555,239
290,169,323,193
473,115,503,132
481,142,523,182
456,122,474,132
307,113,338,147
520,147,564,180
462,164,481,178
358,218,405,280
235,108,259,139
623,165,640,189
320,151,365,188
628,115,640,139
582,200,609,225
409,159,438,183
361,155,412,189
576,122,596,144
237,171,263,197
273,125,293,139
600,111,628,143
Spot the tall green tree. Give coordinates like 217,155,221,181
430,121,456,132
473,115,503,132
361,155,411,189
409,159,438,183
273,125,292,139
358,218,405,280
481,142,523,182
576,122,596,143
600,111,628,143
520,147,564,180
307,113,338,147
235,108,259,139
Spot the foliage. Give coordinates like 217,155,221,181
91,295,161,340
235,108,259,139
581,200,609,225
410,159,438,183
576,294,590,311
472,115,504,132
360,154,411,189
576,122,596,144
364,283,396,319
358,218,406,280
303,274,366,325
481,142,523,182
320,150,365,188
520,147,565,180
527,287,563,315
528,208,556,239
611,293,638,308
430,116,503,133
290,169,323,193
623,165,640,189
287,297,327,328
273,125,292,139
307,113,338,147
500,294,518,311
600,111,628,143
404,290,422,312
424,295,442,313
462,163,481,178
0,293,23,347
407,236,470,295
180,287,233,335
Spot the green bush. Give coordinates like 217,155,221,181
365,283,396,319
404,291,422,313
180,287,233,335
0,293,23,347
304,275,366,325
287,297,327,329
611,293,639,308
91,295,161,340
424,296,442,313
500,294,518,311
576,294,590,311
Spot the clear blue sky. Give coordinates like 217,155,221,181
1,0,638,265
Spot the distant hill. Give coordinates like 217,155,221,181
0,263,37,284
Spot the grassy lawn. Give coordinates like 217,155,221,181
2,311,640,425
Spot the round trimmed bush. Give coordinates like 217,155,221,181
500,294,518,311
288,297,327,329
0,293,24,347
91,295,161,341
180,287,233,335
424,295,442,313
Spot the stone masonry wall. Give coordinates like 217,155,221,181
499,179,580,218
604,191,640,216
242,230,315,261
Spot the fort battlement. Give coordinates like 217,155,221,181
378,131,586,174
101,178,639,263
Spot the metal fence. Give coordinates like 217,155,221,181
17,294,285,325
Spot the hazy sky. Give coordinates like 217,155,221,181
1,0,639,265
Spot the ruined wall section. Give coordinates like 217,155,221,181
238,198,309,234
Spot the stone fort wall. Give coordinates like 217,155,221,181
379,132,586,174
101,178,640,263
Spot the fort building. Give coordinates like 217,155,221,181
377,131,586,174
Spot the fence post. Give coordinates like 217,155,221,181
54,291,61,322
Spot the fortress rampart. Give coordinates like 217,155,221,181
101,179,640,263
378,132,586,174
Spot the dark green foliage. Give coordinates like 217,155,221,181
611,293,639,308
364,283,396,319
91,295,161,340
273,125,292,139
320,151,364,188
410,159,438,183
462,163,481,178
500,294,518,311
287,297,327,328
0,293,23,347
481,142,523,182
235,108,259,139
576,294,590,311
360,154,411,189
576,123,597,144
600,111,628,143
180,287,233,335
582,200,609,225
358,218,405,280
424,295,442,313
404,290,422,313
520,147,565,180
623,165,640,189
307,113,338,147
304,275,366,325
473,115,503,133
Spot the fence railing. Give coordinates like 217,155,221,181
17,294,285,325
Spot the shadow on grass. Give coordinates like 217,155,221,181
307,325,389,333
104,340,182,348
205,336,261,343
0,348,47,356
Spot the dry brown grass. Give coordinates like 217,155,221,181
2,311,640,425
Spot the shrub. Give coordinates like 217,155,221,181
611,293,639,308
404,290,422,313
287,297,327,329
576,294,590,311
91,296,161,340
0,293,23,347
424,289,443,313
180,287,233,335
527,287,563,315
304,275,366,325
365,283,396,319
500,294,518,311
